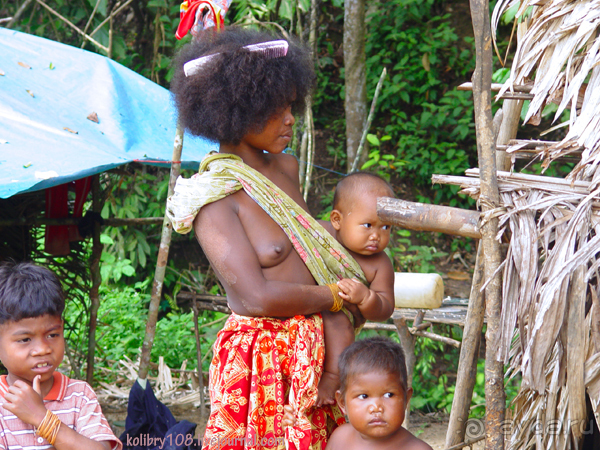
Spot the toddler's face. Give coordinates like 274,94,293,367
0,314,64,387
334,191,392,256
338,370,411,441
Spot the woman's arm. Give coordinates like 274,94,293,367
194,196,335,317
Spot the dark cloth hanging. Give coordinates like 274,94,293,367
120,379,201,450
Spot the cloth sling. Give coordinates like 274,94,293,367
166,153,367,449
167,152,366,287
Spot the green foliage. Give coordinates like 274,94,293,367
64,282,226,380
387,229,447,273
100,167,168,277
311,0,478,206
363,1,477,204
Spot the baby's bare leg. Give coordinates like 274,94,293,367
318,310,355,406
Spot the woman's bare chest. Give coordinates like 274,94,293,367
236,193,295,268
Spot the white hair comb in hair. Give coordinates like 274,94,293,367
184,53,219,77
184,39,289,77
242,39,289,57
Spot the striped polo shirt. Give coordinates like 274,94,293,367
0,372,122,450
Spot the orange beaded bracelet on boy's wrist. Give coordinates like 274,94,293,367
35,410,62,446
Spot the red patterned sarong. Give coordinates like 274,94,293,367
202,313,345,450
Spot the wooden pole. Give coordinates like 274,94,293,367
469,0,505,448
445,244,485,447
138,125,184,380
566,267,586,448
495,99,523,171
350,67,387,173
0,217,163,227
377,197,481,239
445,97,522,448
393,316,416,429
192,296,206,423
86,175,102,384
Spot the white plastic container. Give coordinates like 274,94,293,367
393,272,444,309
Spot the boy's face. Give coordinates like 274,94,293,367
0,315,64,387
336,370,412,442
331,190,392,256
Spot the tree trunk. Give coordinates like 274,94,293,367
469,0,505,448
343,0,367,173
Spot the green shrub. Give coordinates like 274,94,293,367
64,282,225,382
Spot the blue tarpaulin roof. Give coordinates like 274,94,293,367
0,27,216,199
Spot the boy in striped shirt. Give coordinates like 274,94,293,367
0,261,122,450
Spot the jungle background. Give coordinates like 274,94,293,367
0,0,572,442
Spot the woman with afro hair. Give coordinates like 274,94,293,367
167,27,367,450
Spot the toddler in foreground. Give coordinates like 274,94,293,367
317,172,396,405
325,337,433,449
0,261,122,450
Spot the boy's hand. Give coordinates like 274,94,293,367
337,278,369,306
3,376,47,427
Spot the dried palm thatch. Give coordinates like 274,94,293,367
95,355,207,408
432,2,600,448
492,0,600,187
433,170,600,449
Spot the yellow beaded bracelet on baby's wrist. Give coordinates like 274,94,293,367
35,409,62,446
327,283,343,312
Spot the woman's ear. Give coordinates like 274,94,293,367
330,209,342,231
335,390,346,414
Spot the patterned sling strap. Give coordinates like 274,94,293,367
166,152,367,287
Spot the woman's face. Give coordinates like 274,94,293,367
242,105,295,154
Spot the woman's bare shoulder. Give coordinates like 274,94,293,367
274,152,300,177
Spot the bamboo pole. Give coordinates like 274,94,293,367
377,197,481,239
469,0,505,448
86,175,102,384
138,125,184,380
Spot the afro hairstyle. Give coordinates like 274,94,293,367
171,27,315,145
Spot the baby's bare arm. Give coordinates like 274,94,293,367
337,253,395,321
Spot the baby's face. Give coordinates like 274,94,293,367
339,370,411,441
334,191,392,256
